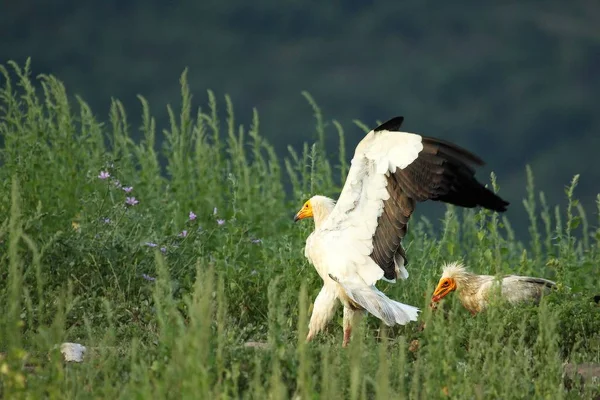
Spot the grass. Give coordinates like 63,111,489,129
0,59,599,399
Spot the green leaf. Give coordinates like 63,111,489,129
484,248,492,260
477,231,485,242
569,216,581,231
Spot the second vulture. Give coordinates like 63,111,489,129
293,116,510,346
431,262,556,314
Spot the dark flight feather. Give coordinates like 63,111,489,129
368,123,510,280
373,116,405,132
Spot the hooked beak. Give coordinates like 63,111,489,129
431,281,456,303
293,208,312,222
431,293,445,303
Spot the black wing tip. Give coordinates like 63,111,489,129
434,185,510,213
374,116,405,132
481,188,510,212
474,189,510,212
485,195,510,212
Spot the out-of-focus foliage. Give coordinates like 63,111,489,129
2,1,599,235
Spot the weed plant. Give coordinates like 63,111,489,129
0,60,599,399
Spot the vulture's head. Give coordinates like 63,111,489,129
294,195,336,225
431,262,471,303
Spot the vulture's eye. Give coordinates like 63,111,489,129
442,281,449,287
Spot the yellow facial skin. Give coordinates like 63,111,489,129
431,278,457,303
294,200,313,222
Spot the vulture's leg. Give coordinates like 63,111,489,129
342,306,363,347
342,326,351,348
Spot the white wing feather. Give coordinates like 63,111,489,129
318,129,423,287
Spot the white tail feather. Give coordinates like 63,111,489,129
336,280,419,326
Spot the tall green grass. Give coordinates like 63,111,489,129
0,60,599,399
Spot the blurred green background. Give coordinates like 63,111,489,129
2,0,599,236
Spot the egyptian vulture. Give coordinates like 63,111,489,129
431,262,556,314
294,116,509,346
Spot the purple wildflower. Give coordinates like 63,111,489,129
217,219,225,226
125,197,139,206
122,186,133,193
179,230,188,238
145,242,158,248
189,211,197,221
141,273,156,282
213,207,218,215
160,247,167,254
98,171,110,180
103,218,111,224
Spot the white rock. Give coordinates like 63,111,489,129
60,342,86,362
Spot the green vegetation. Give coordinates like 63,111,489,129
3,1,600,231
0,61,599,399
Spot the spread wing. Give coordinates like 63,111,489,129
320,116,510,285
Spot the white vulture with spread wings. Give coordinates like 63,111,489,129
294,116,510,347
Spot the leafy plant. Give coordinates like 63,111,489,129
0,61,598,399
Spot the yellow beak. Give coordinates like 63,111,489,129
431,280,456,303
294,207,313,222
